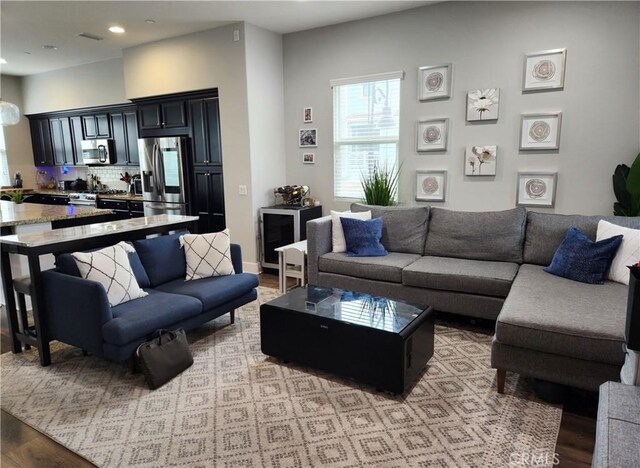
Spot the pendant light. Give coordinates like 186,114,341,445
0,100,21,126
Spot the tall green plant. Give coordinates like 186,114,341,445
360,163,400,206
613,152,640,216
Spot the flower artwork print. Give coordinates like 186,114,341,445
466,88,500,121
416,171,446,201
523,49,567,91
418,64,451,101
517,173,557,207
520,113,561,150
417,119,448,152
465,145,497,176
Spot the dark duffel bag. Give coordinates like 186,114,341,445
136,329,193,389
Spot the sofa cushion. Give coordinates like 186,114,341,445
596,220,640,285
523,212,640,266
495,264,628,365
424,207,526,263
340,217,387,257
351,203,429,255
318,252,421,283
132,231,188,287
331,210,371,253
154,273,259,311
102,289,202,346
180,230,235,281
402,256,518,298
56,243,151,289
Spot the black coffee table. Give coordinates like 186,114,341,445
260,285,434,394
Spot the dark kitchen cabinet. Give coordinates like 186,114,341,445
97,198,131,220
49,117,74,166
138,100,188,136
193,168,225,233
111,110,140,166
30,118,54,166
82,114,110,139
69,116,85,165
129,200,145,218
189,98,222,166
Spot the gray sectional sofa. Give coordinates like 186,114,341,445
307,203,639,392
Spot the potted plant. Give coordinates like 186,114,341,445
613,152,640,216
4,189,27,204
360,163,401,206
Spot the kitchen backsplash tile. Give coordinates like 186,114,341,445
41,165,140,190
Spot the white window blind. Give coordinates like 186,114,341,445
333,73,402,200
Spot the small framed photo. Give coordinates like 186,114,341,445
465,145,497,176
303,107,313,123
519,112,562,151
299,128,317,147
523,48,567,92
466,88,500,121
302,153,315,164
418,64,452,101
417,118,448,152
416,170,447,202
517,172,558,207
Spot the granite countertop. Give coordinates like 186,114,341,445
26,189,144,202
0,200,114,228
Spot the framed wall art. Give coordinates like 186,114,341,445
299,128,317,147
516,172,557,207
416,170,447,202
302,153,315,164
417,118,449,152
519,112,562,151
418,64,452,101
465,145,497,176
303,107,313,123
466,88,500,121
523,48,567,91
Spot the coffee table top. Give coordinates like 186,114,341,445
263,285,429,333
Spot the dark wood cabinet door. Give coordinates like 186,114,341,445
192,169,225,233
124,111,140,165
82,115,97,139
139,104,162,129
189,98,221,166
161,101,187,128
208,170,226,232
69,116,85,165
193,170,212,233
49,118,73,165
30,118,54,166
110,113,129,165
95,114,111,138
205,98,222,165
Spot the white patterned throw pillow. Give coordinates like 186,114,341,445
180,230,235,281
596,220,640,285
72,242,148,307
331,210,371,253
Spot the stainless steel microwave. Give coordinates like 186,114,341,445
81,139,115,165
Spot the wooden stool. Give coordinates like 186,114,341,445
282,247,306,291
13,276,32,350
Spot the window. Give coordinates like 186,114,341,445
332,71,403,200
0,128,9,187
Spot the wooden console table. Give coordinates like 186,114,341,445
0,214,199,366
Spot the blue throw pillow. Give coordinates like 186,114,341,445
544,226,623,284
132,230,189,287
340,217,388,257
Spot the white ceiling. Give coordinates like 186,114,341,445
1,0,437,76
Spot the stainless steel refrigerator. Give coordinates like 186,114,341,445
138,137,189,216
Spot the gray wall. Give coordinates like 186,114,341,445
283,1,640,215
1,75,35,186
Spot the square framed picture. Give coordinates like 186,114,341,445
418,64,452,101
303,107,313,123
299,128,317,147
523,48,567,91
519,113,562,150
302,153,315,164
465,145,497,176
416,170,447,202
417,118,448,152
517,172,558,207
466,88,500,121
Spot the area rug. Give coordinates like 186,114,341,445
1,287,562,467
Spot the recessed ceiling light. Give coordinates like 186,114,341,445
0,58,6,64
109,26,125,34
145,19,156,24
42,45,58,50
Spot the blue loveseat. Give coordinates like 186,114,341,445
41,232,259,362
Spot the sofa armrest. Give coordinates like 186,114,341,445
231,243,243,273
307,215,332,284
42,270,113,355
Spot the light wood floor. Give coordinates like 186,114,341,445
1,273,596,467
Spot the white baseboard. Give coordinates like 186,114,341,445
243,261,261,274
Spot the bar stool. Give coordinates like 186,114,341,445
13,276,32,350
